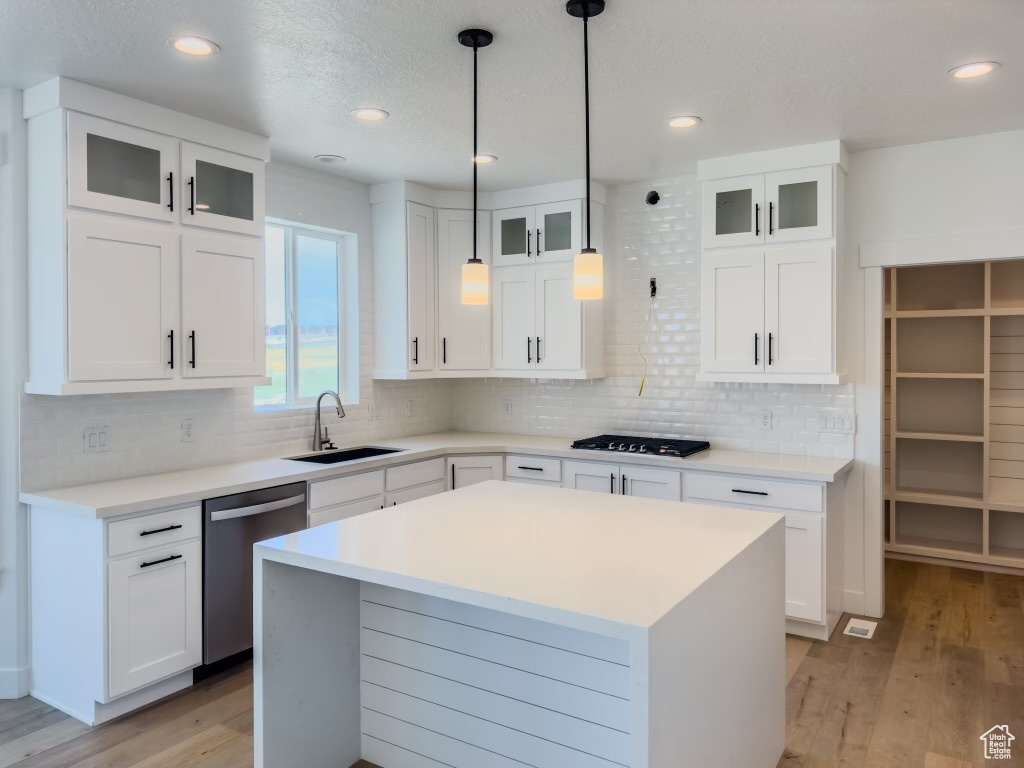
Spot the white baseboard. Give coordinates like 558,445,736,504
0,665,29,699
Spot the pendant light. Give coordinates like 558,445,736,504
459,28,494,305
567,0,605,300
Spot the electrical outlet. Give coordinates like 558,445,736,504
757,410,772,431
405,399,415,418
504,401,513,415
83,426,110,453
369,402,381,421
181,418,194,442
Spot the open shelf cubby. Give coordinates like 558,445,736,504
895,377,984,437
893,501,983,555
894,438,984,500
897,316,985,374
895,262,986,312
989,510,1024,562
990,260,1024,310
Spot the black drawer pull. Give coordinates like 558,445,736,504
140,524,183,537
168,330,174,369
517,465,544,471
140,554,182,568
188,176,195,215
167,172,174,212
732,489,768,496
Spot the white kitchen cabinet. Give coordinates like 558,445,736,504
386,480,446,507
700,250,765,375
448,455,504,490
308,496,385,528
181,233,265,378
437,209,491,371
782,512,824,622
67,112,178,222
764,246,833,374
180,143,265,236
493,266,536,370
493,199,581,266
107,539,202,698
66,215,179,382
563,460,681,500
701,175,765,250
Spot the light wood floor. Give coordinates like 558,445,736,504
1,559,1021,768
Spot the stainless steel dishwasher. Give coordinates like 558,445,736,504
202,482,307,666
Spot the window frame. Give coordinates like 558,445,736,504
257,220,351,410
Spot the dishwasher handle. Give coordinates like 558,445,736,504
209,494,306,522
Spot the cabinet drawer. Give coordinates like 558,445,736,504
308,496,384,527
385,480,446,507
684,472,822,513
309,470,385,511
506,455,562,482
107,506,201,558
386,458,445,491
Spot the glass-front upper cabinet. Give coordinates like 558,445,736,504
765,166,833,243
701,175,765,249
67,113,178,222
535,200,581,262
180,143,265,236
493,206,536,267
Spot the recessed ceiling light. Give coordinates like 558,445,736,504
314,154,346,165
668,115,702,129
352,108,389,122
170,36,220,56
949,61,999,79
472,154,497,164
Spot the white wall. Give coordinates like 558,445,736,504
453,175,857,457
19,163,453,492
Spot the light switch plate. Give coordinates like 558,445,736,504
818,411,856,435
83,426,110,453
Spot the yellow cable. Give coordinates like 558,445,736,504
638,297,654,397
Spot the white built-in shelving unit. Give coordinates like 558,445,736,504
885,260,1024,570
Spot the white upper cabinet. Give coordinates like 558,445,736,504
24,78,270,395
67,113,178,222
492,266,536,370
67,215,179,382
535,262,582,371
181,233,265,378
493,200,581,266
437,209,491,371
406,203,436,373
180,143,265,236
698,141,845,384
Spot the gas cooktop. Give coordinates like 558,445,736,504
570,434,711,458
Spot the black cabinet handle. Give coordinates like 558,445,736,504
140,554,182,568
769,202,774,235
754,333,759,366
610,473,615,494
621,474,627,495
168,330,174,369
413,337,419,365
768,333,774,366
527,337,532,364
732,489,768,496
537,229,542,256
527,230,532,257
451,464,456,490
536,336,542,363
518,465,544,472
188,176,195,215
754,203,760,236
189,331,196,369
140,524,183,537
167,172,174,212
442,337,446,365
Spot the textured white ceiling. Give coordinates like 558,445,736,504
1,0,1021,190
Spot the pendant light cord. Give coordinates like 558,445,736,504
583,12,591,250
473,42,479,261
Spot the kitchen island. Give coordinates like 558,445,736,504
254,481,786,768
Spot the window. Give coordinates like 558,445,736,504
255,223,353,407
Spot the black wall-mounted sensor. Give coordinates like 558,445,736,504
646,190,660,206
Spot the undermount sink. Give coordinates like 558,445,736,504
287,446,404,465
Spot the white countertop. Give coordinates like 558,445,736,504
255,481,783,632
19,431,852,519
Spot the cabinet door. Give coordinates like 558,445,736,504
67,112,178,222
67,216,179,382
181,233,265,377
700,251,765,373
385,480,446,507
563,460,618,495
493,206,536,267
448,456,504,490
107,540,202,698
437,209,490,370
492,266,536,370
407,202,436,372
308,496,385,527
535,262,582,371
764,246,832,374
180,143,265,236
535,200,581,262
622,466,681,501
701,175,765,249
765,166,832,243
783,512,824,622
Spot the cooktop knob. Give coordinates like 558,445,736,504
628,444,639,452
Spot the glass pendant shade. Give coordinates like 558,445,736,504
461,260,489,305
573,249,603,300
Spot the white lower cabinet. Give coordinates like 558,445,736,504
563,460,682,501
448,455,504,490
107,539,202,698
386,480,446,507
307,460,448,526
783,512,824,622
308,495,384,527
